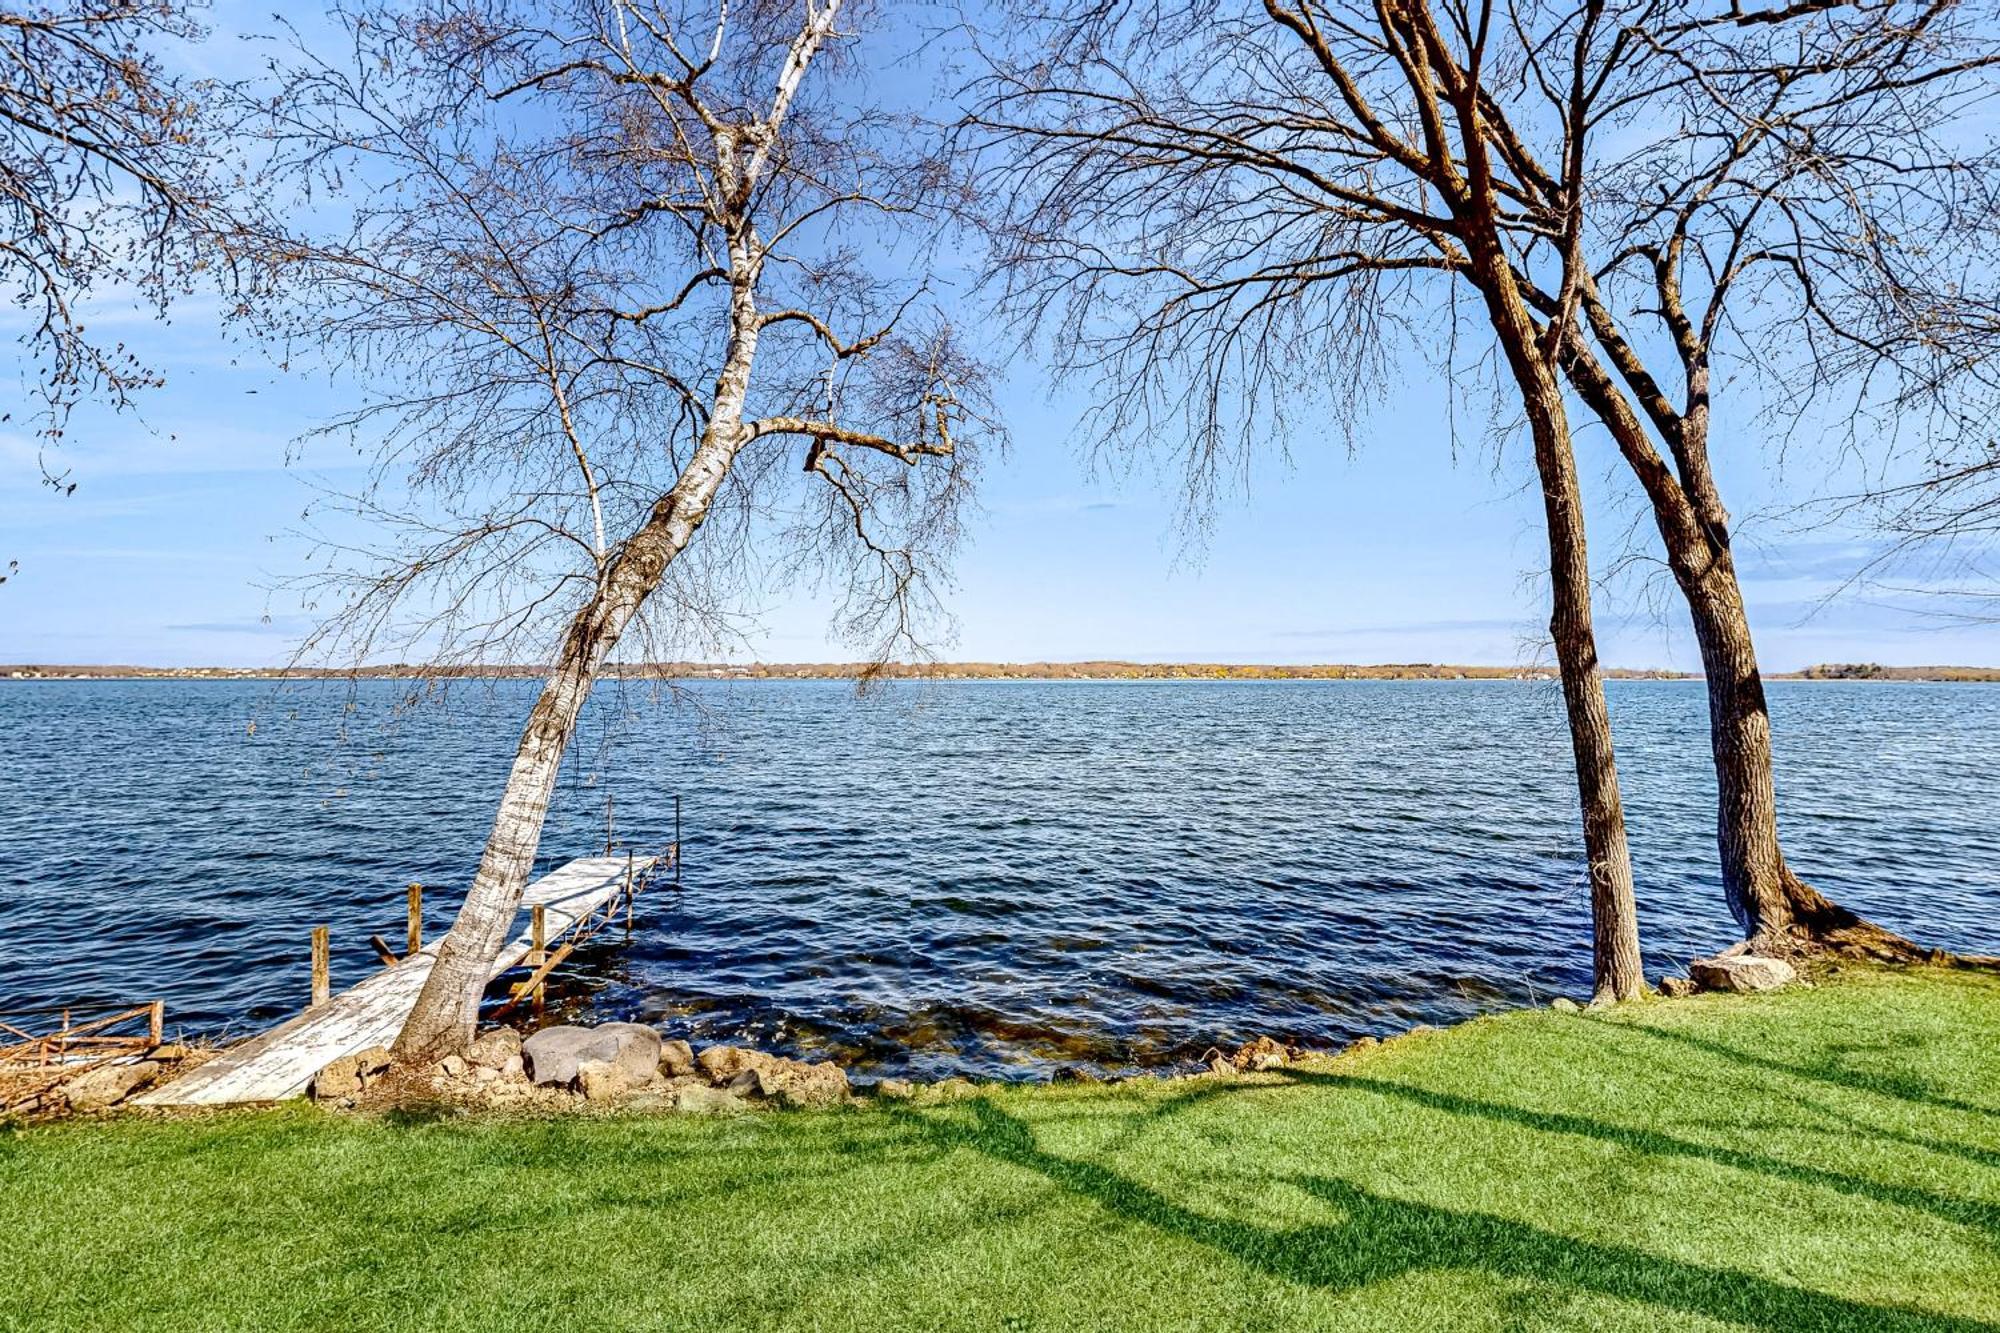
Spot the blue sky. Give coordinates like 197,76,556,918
5,314,1994,670
2,3,1997,671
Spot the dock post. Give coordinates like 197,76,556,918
310,927,330,1008
675,794,682,884
625,849,635,935
406,883,423,957
148,1000,164,1047
529,905,548,1014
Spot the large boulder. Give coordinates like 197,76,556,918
523,1025,618,1086
1690,955,1797,994
311,1046,393,1101
522,1023,662,1087
594,1022,663,1085
61,1061,157,1111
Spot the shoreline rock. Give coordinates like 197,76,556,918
1690,955,1797,994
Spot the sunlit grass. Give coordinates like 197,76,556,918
5,966,1997,1331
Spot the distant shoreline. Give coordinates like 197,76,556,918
6,661,1998,683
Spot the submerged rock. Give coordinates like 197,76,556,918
1690,955,1797,994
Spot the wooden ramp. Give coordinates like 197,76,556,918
140,857,650,1106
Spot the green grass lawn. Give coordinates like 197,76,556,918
5,967,1998,1331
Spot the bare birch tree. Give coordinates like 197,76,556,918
978,0,2000,966
0,0,243,525
251,0,991,1057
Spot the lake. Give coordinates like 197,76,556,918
2,678,1994,1079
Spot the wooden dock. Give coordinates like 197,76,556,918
140,856,653,1106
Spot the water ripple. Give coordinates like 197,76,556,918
1,677,1995,1079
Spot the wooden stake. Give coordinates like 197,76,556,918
624,850,635,934
147,1000,163,1047
529,904,549,1013
310,927,330,1008
369,934,400,968
406,882,423,957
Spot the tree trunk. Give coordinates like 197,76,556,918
1527,403,1647,1002
1669,542,1928,962
390,443,741,1059
1553,312,1930,963
393,281,764,1060
1465,255,1646,1001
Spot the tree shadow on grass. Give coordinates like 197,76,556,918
1775,1091,2000,1173
912,1097,1998,1333
1274,1068,2000,1239
1601,1020,2000,1121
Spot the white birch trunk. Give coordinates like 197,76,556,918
393,283,763,1058
390,0,850,1058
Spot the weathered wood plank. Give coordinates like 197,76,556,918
138,857,648,1106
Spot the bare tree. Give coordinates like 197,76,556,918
1811,186,2000,618
0,0,243,531
978,0,2000,966
973,0,1647,998
1485,0,2000,956
252,0,992,1057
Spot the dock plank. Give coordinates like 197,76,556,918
140,857,646,1105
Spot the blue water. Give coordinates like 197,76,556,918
1,678,1995,1079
